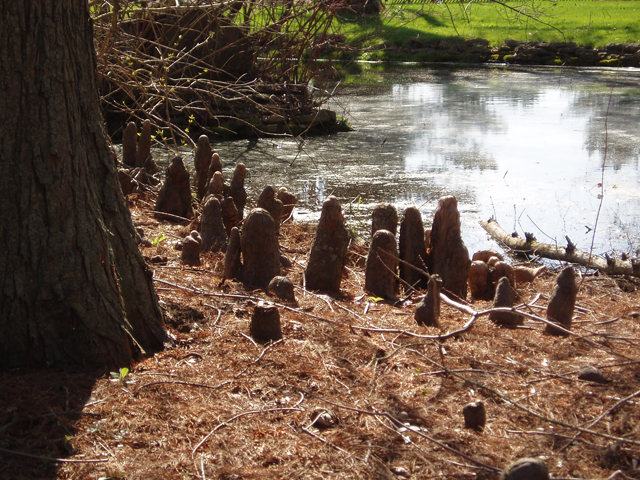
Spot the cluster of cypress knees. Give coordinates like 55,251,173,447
118,127,579,346
117,127,583,478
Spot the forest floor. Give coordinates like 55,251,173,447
2,191,640,480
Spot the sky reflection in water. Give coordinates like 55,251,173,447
188,66,640,258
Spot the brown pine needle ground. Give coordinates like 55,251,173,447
2,191,640,480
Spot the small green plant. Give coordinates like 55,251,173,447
110,367,130,387
368,296,384,303
151,232,167,247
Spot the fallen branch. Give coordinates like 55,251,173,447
481,218,640,276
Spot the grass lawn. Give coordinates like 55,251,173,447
337,0,640,53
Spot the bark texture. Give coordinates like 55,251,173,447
428,196,470,299
199,195,227,252
371,203,398,237
194,135,212,199
304,196,349,292
229,163,247,220
122,121,138,167
277,187,297,221
0,1,166,368
155,156,194,219
545,266,578,336
489,277,523,327
250,304,282,343
241,208,280,288
399,207,429,290
365,229,398,298
414,274,442,327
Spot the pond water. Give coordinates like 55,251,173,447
171,65,640,259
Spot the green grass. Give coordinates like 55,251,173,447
336,0,640,53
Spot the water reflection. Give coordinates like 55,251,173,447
179,66,640,257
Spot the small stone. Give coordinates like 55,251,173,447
310,408,337,429
389,466,410,478
500,457,549,480
462,400,486,431
578,365,607,383
268,276,296,303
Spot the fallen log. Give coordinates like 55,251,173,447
480,218,640,277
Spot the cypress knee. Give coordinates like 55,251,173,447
230,163,247,220
137,119,155,171
199,195,227,252
489,277,523,327
428,196,470,299
241,208,280,288
277,187,297,221
365,229,398,298
268,276,296,303
372,203,398,237
155,156,193,219
181,231,203,267
122,121,138,167
221,196,239,236
399,207,429,290
415,274,443,327
468,260,492,301
206,171,225,197
304,196,349,292
194,135,213,199
545,266,578,336
257,185,284,236
250,304,282,343
224,227,242,281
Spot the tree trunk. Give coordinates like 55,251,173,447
0,1,166,369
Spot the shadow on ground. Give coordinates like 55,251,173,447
0,369,99,479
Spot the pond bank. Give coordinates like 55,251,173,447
359,39,640,67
